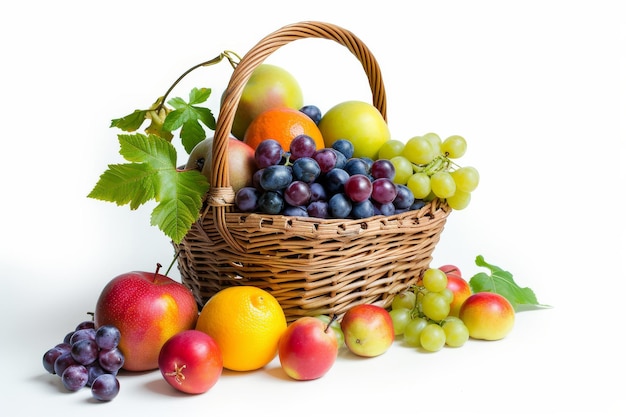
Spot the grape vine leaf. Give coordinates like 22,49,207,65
110,109,147,132
162,87,215,154
468,255,550,311
87,133,209,244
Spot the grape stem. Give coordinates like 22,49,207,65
153,50,241,113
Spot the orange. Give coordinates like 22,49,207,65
195,286,287,372
243,107,325,151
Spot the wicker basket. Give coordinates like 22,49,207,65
174,21,452,323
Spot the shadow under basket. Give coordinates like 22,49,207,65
175,198,450,323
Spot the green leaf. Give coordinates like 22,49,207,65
110,109,147,131
150,169,209,244
180,119,207,154
88,133,210,244
87,163,156,210
468,255,549,311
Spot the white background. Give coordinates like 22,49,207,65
2,1,624,416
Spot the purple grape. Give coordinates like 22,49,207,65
299,105,322,124
284,181,311,207
252,168,264,189
410,199,426,211
331,139,354,159
313,148,338,173
328,193,352,218
344,158,370,176
87,363,106,387
235,186,260,212
259,165,292,191
61,364,89,392
54,351,79,376
371,178,398,204
98,347,125,373
75,320,96,331
255,139,284,168
289,134,318,160
374,201,396,216
71,339,99,365
307,201,329,218
258,191,284,214
309,182,327,202
351,200,376,219
291,156,321,183
91,373,120,401
283,205,309,216
69,328,96,345
393,184,415,209
344,174,373,203
95,325,121,350
330,148,347,169
323,168,350,195
370,159,395,180
63,331,74,344
43,344,71,374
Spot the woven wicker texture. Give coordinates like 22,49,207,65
175,21,451,322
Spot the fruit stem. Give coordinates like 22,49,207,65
164,251,180,277
153,263,162,281
325,314,339,333
154,50,241,113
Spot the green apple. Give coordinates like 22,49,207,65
225,64,304,140
318,100,390,160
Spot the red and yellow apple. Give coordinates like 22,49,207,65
158,330,222,394
225,64,303,140
459,292,515,341
340,304,394,357
94,266,199,371
438,264,471,317
278,316,339,381
185,136,256,193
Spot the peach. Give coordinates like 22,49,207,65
459,292,515,340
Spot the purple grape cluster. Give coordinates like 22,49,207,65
42,319,123,401
235,135,426,219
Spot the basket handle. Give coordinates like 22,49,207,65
207,21,387,252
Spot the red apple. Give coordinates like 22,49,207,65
340,304,394,357
459,292,515,340
439,264,462,278
186,136,257,193
158,330,222,394
278,316,339,381
445,274,472,317
94,264,199,371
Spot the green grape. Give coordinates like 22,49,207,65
402,136,436,165
451,166,480,192
406,172,431,199
391,290,416,310
430,171,456,199
441,135,467,159
442,319,470,347
422,268,448,292
440,288,454,305
389,308,412,336
421,292,450,321
403,317,429,347
420,323,446,352
377,139,405,160
422,132,442,155
390,156,414,184
447,190,471,210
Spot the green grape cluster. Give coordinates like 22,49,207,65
389,268,470,352
378,133,479,210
